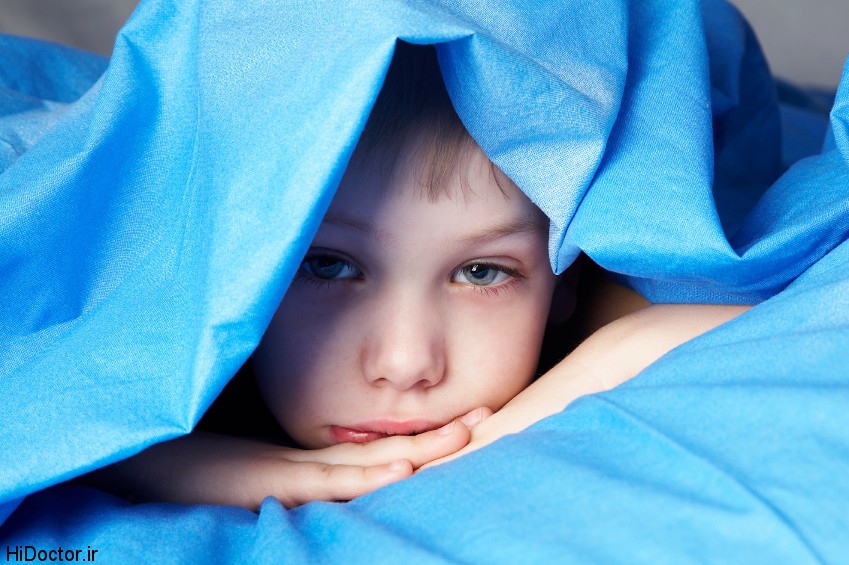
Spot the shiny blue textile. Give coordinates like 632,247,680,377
2,0,848,561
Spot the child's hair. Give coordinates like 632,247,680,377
200,42,525,440
353,41,503,200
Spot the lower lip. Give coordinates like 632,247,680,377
329,426,390,444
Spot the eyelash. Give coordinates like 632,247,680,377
295,252,363,288
454,262,525,297
295,252,524,296
294,273,347,291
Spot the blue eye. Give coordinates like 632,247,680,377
300,255,361,280
454,263,511,286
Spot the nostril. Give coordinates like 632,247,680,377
361,314,445,390
364,356,444,391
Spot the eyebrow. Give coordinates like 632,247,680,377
321,215,372,232
321,214,547,245
458,216,548,246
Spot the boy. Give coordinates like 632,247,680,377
88,43,747,509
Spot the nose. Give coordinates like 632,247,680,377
361,293,445,391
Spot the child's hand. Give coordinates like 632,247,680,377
85,407,487,510
422,303,751,469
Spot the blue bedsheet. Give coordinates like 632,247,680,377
2,0,848,561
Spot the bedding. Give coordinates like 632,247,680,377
1,0,848,561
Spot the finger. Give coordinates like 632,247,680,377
285,420,471,468
418,428,497,471
418,444,472,470
273,459,413,509
459,406,494,428
419,409,498,471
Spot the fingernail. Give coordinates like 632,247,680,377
461,408,483,428
389,459,408,472
437,421,456,436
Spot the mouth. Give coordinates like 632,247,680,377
328,419,444,444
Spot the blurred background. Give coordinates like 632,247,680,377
731,0,846,90
0,0,846,89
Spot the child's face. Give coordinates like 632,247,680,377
252,136,559,448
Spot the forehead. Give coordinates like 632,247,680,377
322,166,548,272
332,132,539,220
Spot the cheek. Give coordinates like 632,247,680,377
447,287,553,408
252,291,359,433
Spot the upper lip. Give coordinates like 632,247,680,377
341,419,444,436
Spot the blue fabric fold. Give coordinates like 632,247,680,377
1,0,847,561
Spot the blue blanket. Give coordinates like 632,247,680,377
2,0,848,561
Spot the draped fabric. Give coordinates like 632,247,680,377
1,0,847,561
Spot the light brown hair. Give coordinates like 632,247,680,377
353,41,506,200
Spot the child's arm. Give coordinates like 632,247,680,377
84,300,746,507
82,408,483,510
423,303,751,467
